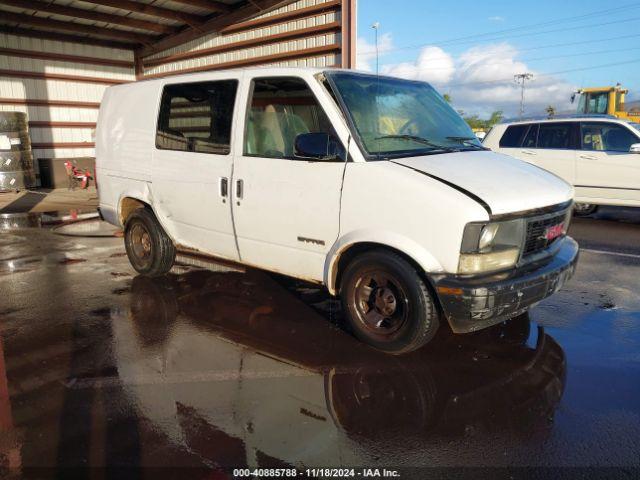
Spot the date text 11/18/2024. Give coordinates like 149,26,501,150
232,468,401,478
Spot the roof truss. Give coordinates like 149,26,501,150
0,0,289,56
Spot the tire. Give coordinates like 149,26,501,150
340,250,440,355
573,203,598,216
124,208,175,276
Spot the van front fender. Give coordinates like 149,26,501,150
324,230,445,295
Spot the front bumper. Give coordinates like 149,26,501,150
435,237,579,334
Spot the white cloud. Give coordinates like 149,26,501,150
382,46,455,84
488,16,505,22
356,33,394,72
378,41,576,117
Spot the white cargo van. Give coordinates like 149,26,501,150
96,68,578,354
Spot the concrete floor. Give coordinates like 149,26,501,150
0,207,639,478
0,188,98,215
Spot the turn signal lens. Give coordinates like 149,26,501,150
458,248,519,275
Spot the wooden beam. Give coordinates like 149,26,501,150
142,43,341,79
0,69,128,85
0,0,176,34
0,47,134,68
0,25,136,49
143,21,341,68
221,0,341,34
134,50,144,80
0,11,156,44
77,0,205,26
169,0,232,13
29,121,97,128
31,142,95,149
0,98,100,109
138,0,290,58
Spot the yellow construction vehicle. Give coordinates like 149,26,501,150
572,84,640,120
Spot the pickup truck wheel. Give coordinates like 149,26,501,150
124,208,175,276
340,250,439,355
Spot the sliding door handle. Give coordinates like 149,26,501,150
236,179,244,199
219,177,228,200
580,154,598,161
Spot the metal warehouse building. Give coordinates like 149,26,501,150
0,0,356,184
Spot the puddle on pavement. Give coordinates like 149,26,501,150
0,212,44,229
116,271,565,465
53,219,120,237
0,264,570,471
0,209,102,232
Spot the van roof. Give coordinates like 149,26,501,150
112,66,362,89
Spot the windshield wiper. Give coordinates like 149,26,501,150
446,136,489,150
374,134,458,152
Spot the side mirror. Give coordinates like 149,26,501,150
630,143,640,154
294,132,342,161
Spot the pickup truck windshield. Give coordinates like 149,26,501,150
326,71,482,159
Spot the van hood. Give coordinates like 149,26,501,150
391,150,573,216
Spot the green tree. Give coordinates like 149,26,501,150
443,93,452,103
487,110,504,127
462,110,504,130
545,105,556,118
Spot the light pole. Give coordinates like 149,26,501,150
372,22,380,75
514,73,533,119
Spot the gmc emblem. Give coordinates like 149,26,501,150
545,223,565,241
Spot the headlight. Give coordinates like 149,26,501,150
458,218,525,274
478,224,499,251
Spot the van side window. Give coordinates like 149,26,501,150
537,122,578,150
244,77,343,160
156,80,238,155
581,122,638,152
499,125,529,147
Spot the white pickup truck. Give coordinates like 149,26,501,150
96,67,578,354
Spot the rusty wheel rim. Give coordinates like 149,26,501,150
129,223,153,269
352,271,409,339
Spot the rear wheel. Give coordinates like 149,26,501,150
574,203,598,216
340,250,439,355
124,208,175,276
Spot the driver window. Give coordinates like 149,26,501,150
244,77,337,159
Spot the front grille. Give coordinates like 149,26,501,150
523,211,567,257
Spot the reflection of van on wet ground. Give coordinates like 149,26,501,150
97,67,578,354
112,270,565,468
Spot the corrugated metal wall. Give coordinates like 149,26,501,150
141,0,344,78
0,34,134,168
0,0,353,182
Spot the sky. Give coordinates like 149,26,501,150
356,0,640,118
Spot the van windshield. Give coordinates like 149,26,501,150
325,71,482,159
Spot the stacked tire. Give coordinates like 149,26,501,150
0,112,35,192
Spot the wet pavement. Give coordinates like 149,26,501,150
0,209,639,478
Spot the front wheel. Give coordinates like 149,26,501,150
340,250,440,355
